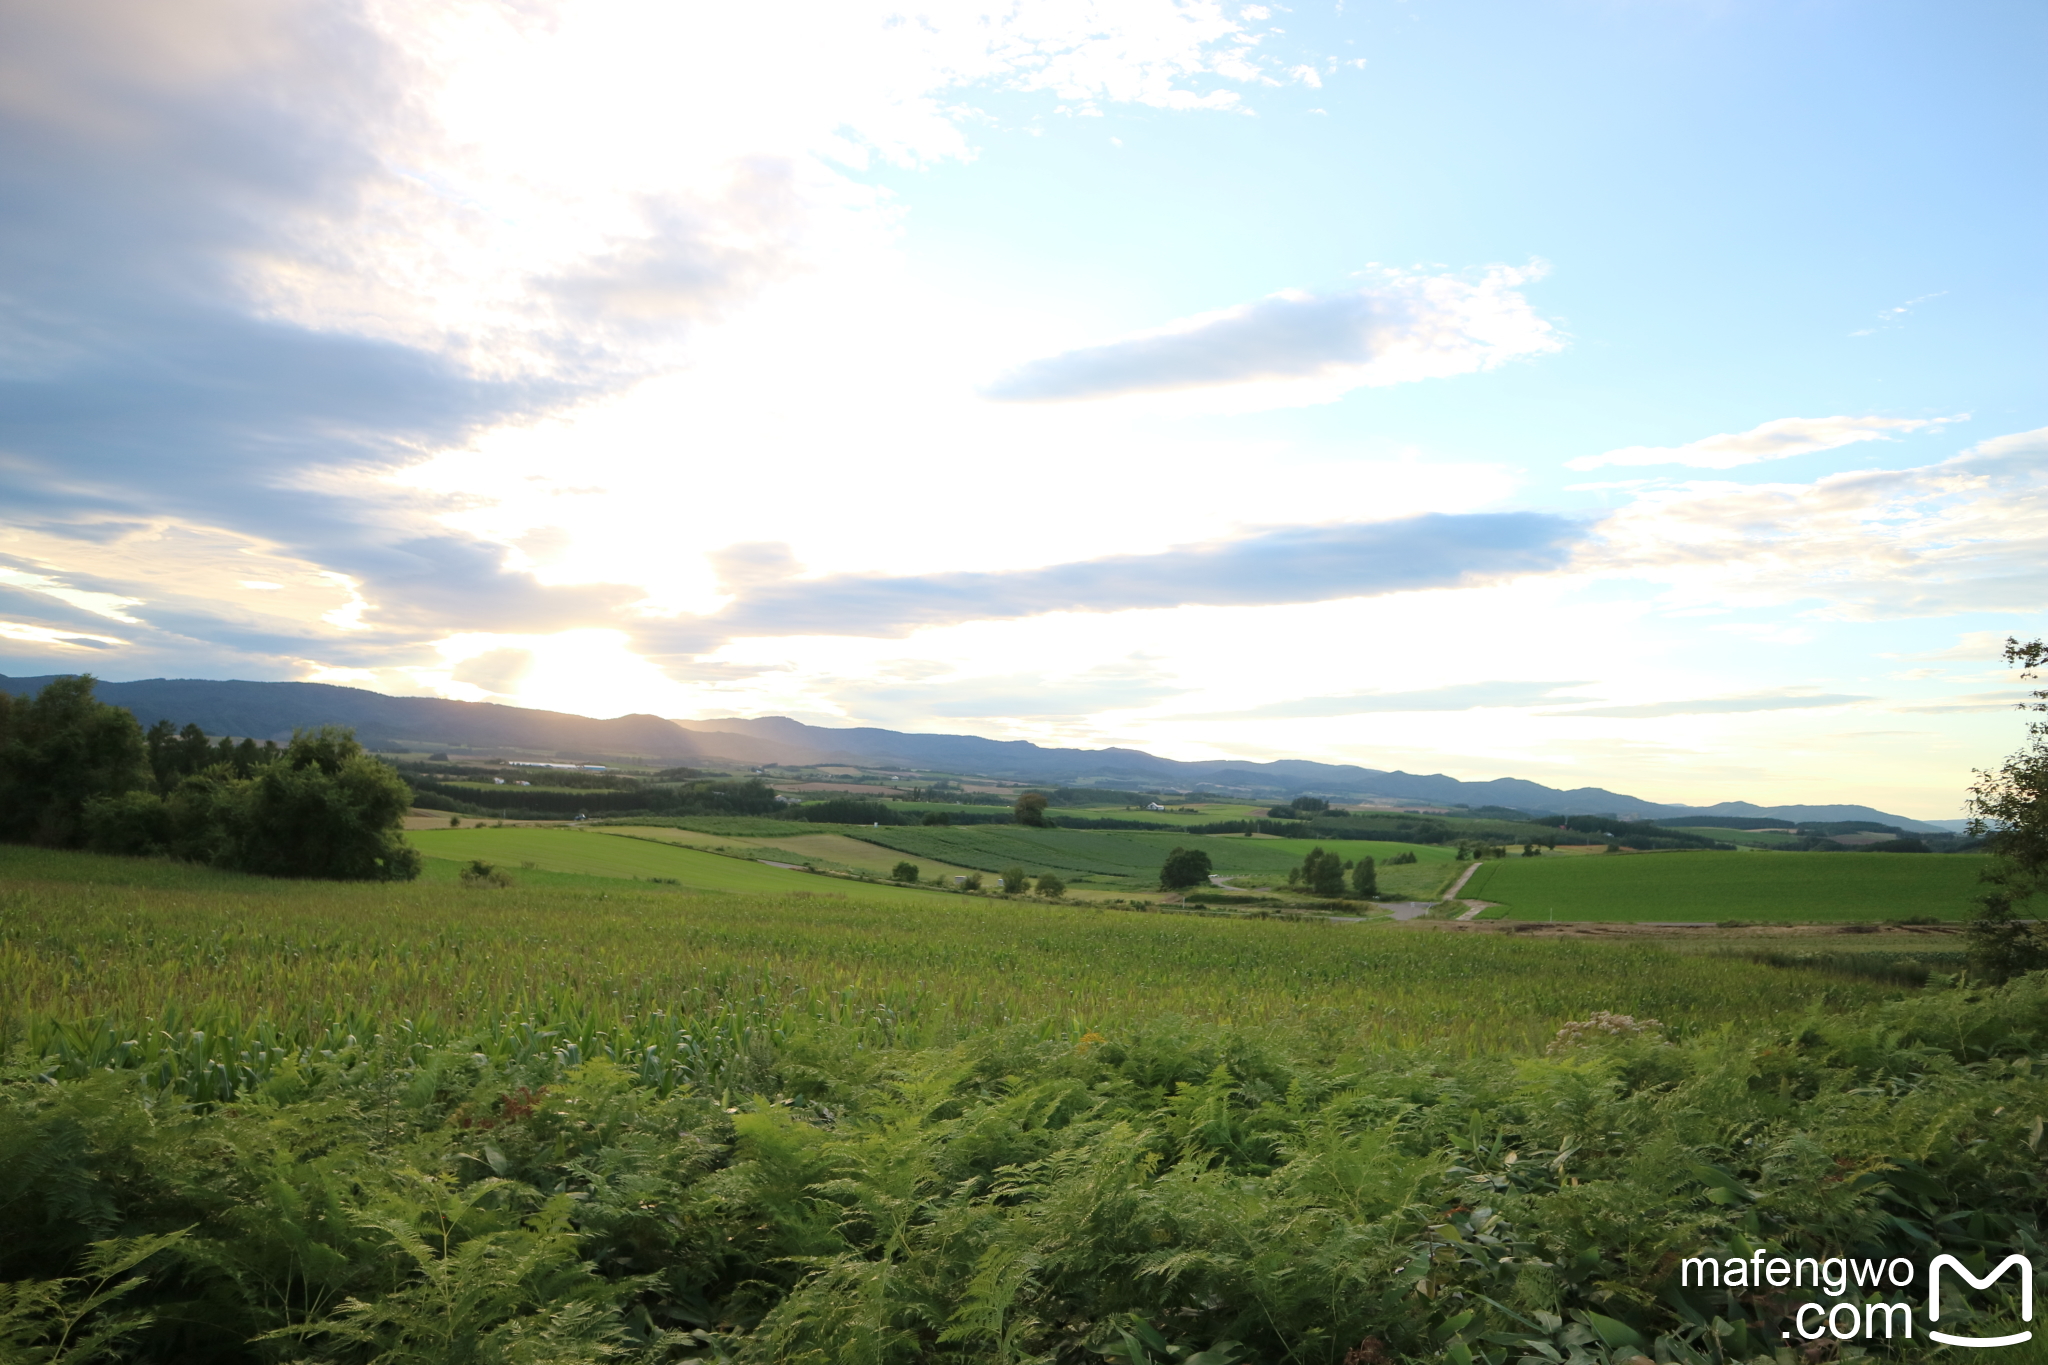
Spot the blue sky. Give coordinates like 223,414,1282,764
0,0,2041,817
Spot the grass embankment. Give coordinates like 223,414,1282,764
1463,849,1990,922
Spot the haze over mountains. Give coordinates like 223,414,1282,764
1,674,1950,831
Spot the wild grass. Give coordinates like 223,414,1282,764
1463,849,1990,922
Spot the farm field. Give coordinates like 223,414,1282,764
840,824,1456,889
407,826,962,904
0,843,1905,1066
4,844,2043,1363
602,825,991,883
1462,848,1990,921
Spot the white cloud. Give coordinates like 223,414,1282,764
1581,425,2048,618
239,0,1300,382
983,264,1562,410
1567,414,1962,472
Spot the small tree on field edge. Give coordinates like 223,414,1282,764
1014,792,1050,827
1967,636,2048,980
999,865,1030,894
1350,856,1377,898
891,861,919,883
1035,872,1065,898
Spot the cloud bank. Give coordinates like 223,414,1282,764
1568,414,1958,472
689,511,1585,639
985,265,1560,408
1541,692,1871,719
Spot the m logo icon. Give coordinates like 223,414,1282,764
1929,1254,2034,1348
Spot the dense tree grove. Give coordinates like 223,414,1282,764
0,675,150,846
1,677,416,881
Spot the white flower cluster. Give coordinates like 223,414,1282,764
1546,1011,1664,1054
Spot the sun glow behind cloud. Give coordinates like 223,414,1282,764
0,0,2041,819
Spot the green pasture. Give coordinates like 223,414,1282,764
406,826,957,904
1462,849,1990,922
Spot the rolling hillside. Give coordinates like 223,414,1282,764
0,671,1943,828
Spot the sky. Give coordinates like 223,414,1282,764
1,0,2042,819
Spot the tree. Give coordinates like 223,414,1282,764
1967,637,2048,980
1295,846,1345,897
1159,846,1212,890
1350,856,1377,898
1014,792,1050,827
891,861,920,883
1289,796,1328,814
921,812,951,826
210,726,420,880
1035,872,1066,899
0,675,149,847
999,865,1031,894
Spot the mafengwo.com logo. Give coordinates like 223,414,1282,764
1681,1250,2034,1348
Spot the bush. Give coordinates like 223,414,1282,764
1034,872,1066,898
1350,855,1377,898
890,861,919,883
459,858,513,888
998,864,1030,894
79,790,174,856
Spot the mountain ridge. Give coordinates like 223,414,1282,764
0,673,1947,830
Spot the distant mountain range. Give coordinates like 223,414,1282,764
1,673,1950,831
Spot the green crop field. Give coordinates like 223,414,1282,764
407,826,961,904
0,844,1901,1067
5,843,2044,1364
1462,848,1991,921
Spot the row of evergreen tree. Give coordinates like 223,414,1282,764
0,676,417,880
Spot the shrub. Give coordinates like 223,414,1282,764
459,859,514,888
890,861,919,883
998,864,1030,894
1034,872,1066,898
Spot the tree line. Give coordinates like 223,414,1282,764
0,676,416,880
